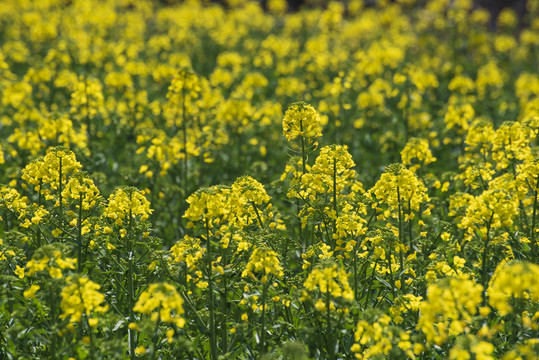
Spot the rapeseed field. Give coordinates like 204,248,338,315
1,0,538,358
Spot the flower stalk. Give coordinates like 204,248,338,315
326,285,334,360
531,175,538,262
128,208,136,360
205,215,218,360
260,280,268,354
77,192,83,272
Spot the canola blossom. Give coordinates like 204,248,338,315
133,282,186,328
282,101,323,144
60,276,109,324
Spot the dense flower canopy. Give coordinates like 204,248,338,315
1,0,539,358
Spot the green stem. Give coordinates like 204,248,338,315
299,135,308,250
364,260,378,309
353,241,358,300
181,291,208,330
181,83,188,192
84,78,92,146
531,176,538,262
221,246,228,352
260,280,268,354
399,250,405,293
77,192,83,272
407,199,413,253
2,208,8,232
297,119,308,252
388,243,397,300
205,216,218,360
37,178,43,247
49,287,57,360
150,317,162,360
84,314,97,360
58,156,63,228
423,228,444,259
396,186,403,247
300,134,306,176
353,211,375,299
332,157,338,248
128,208,136,360
7,283,13,314
326,286,334,360
296,198,305,253
481,212,495,291
251,202,266,230
404,81,411,142
396,186,406,288
75,278,96,360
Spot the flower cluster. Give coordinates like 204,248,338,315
303,144,357,198
183,186,229,225
133,282,185,328
459,188,519,239
241,246,284,283
103,187,152,225
418,278,484,345
22,146,82,194
487,261,539,317
61,173,101,210
229,175,274,229
0,186,28,219
166,70,201,114
69,76,106,124
351,312,417,359
60,276,109,325
25,246,76,279
282,101,323,148
370,163,430,218
400,137,437,171
302,261,354,312
491,121,535,171
169,235,206,271
449,335,495,360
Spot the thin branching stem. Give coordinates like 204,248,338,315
531,176,538,262
77,192,83,272
128,207,136,360
260,280,268,354
205,215,218,360
481,212,495,291
58,156,63,228
326,284,334,360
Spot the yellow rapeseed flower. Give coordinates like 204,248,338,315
60,276,108,324
418,278,483,345
369,163,430,218
242,246,284,283
282,101,322,146
103,187,152,225
133,282,185,328
23,284,40,300
302,261,354,310
487,261,539,317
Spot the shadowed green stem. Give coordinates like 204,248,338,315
531,176,538,262
205,216,218,360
